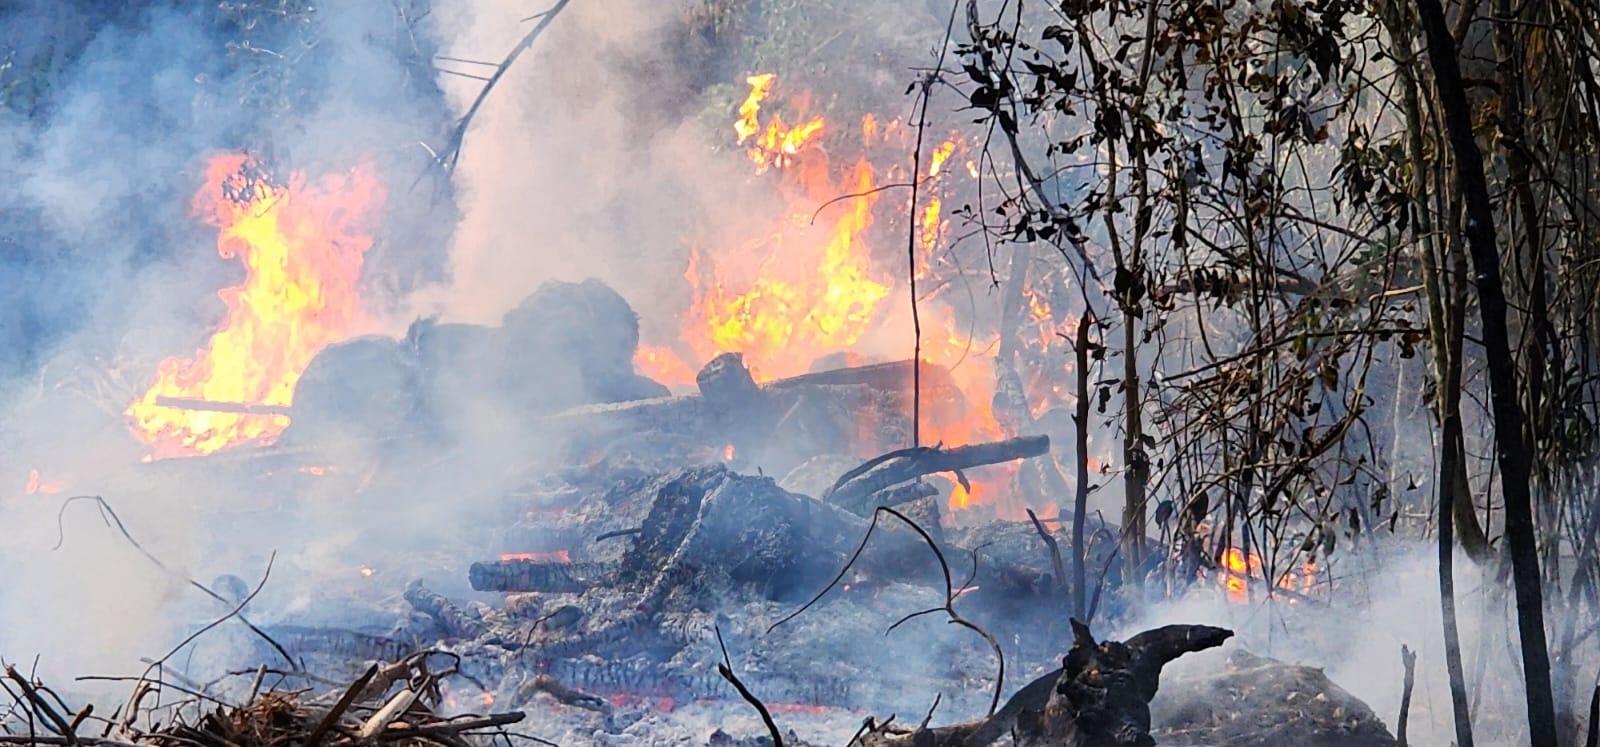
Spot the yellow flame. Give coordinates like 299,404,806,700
125,154,382,458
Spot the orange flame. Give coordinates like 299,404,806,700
23,469,63,496
637,74,1040,515
125,154,383,459
736,73,826,173
500,550,572,563
1217,547,1317,603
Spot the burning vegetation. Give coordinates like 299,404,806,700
124,154,384,459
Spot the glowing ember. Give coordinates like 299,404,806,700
125,153,384,459
633,345,697,389
768,703,831,716
500,550,572,563
23,469,63,496
1217,547,1317,603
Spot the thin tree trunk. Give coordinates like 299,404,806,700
1416,0,1559,742
1439,376,1477,747
1073,313,1092,620
1379,0,1491,561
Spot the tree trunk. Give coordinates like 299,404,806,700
1416,0,1559,742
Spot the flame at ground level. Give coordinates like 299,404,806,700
501,551,572,563
126,154,384,459
1217,547,1318,603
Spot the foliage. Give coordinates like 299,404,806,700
947,0,1600,737
954,0,1414,584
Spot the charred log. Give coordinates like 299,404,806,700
831,481,940,518
467,559,613,593
547,359,973,474
403,580,487,639
617,466,1051,610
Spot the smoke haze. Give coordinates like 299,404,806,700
0,2,1577,744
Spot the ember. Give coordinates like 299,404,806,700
125,153,384,459
1216,547,1319,604
501,550,573,564
22,468,62,496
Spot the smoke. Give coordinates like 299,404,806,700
7,2,1543,742
415,0,729,327
0,0,456,682
1120,543,1576,746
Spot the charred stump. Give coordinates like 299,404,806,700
853,621,1232,747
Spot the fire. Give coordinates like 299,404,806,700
723,443,736,461
125,153,384,459
634,345,697,389
1217,547,1318,603
500,550,572,563
736,73,826,173
768,703,830,716
23,469,63,496
635,74,1044,516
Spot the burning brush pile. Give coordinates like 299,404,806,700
6,66,1407,747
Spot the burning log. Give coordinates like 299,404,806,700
468,559,611,593
851,621,1233,747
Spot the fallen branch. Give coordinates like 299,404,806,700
301,663,378,747
1026,508,1069,599
716,626,784,747
429,0,576,175
824,435,1051,510
517,674,610,713
4,666,76,742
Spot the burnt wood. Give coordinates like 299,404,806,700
824,435,1052,513
851,621,1232,747
467,559,612,593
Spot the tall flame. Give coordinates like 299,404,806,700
638,74,1032,514
126,153,384,459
